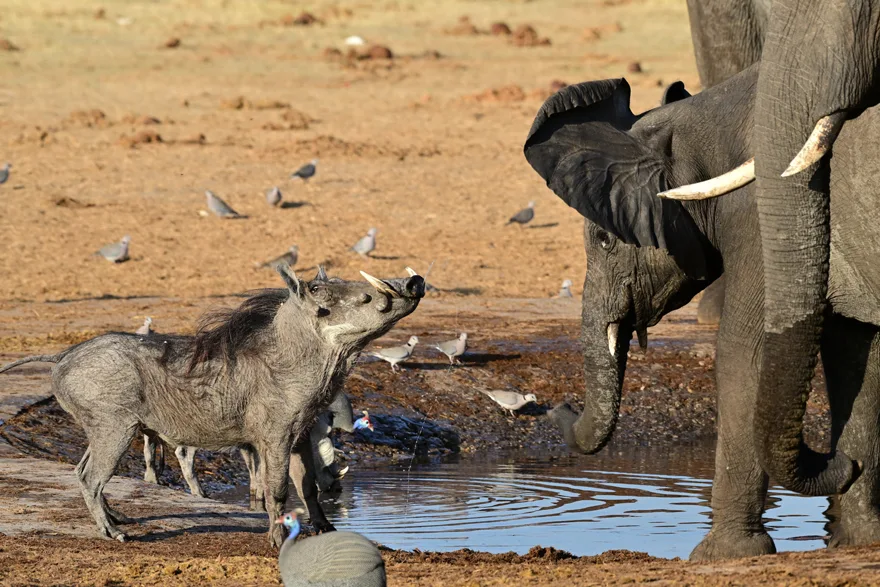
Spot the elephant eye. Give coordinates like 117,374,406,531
597,230,613,250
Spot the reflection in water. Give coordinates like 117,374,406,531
217,446,828,559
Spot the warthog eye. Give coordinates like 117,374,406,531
309,284,320,294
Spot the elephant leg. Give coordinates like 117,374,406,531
691,271,775,561
821,315,880,547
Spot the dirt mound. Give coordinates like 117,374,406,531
117,130,163,148
64,109,110,128
510,25,551,47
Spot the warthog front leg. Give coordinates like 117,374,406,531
261,442,293,548
142,433,164,484
241,447,265,511
76,421,139,542
290,440,335,533
174,446,205,498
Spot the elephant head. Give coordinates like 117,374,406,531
523,79,719,453
660,3,880,497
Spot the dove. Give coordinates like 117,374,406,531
135,317,154,336
558,279,573,298
94,235,131,263
0,163,10,185
259,245,299,270
433,332,467,364
290,159,318,182
479,389,538,416
277,509,386,587
266,186,283,207
205,190,244,218
351,228,377,257
370,335,418,371
506,201,535,226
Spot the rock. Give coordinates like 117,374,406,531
365,44,393,59
117,130,163,148
282,11,319,26
94,8,106,19
510,25,551,47
627,61,643,73
280,109,312,130
490,22,511,35
445,16,480,35
65,109,109,128
323,47,343,60
163,37,181,49
0,39,20,51
549,79,568,93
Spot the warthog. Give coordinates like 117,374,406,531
0,266,425,546
141,390,364,502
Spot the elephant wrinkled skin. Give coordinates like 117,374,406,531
524,64,880,560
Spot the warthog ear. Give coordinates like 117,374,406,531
315,265,329,282
276,265,304,299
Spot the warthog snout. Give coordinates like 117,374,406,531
405,275,425,298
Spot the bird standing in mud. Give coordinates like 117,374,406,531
259,245,299,270
205,190,244,218
135,317,153,336
506,201,535,226
277,509,386,587
0,162,10,185
266,186,283,207
352,228,378,257
433,332,467,364
291,159,318,182
94,235,131,263
370,335,418,371
480,389,538,416
557,279,573,298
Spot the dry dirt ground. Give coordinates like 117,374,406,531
2,0,879,584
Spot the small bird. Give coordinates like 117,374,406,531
370,335,418,372
266,186,283,207
433,333,468,364
290,159,318,182
277,509,386,587
558,279,573,298
479,389,538,416
135,317,154,335
507,201,535,226
205,190,244,218
353,410,374,431
0,163,10,185
259,245,299,270
351,228,377,257
95,235,131,263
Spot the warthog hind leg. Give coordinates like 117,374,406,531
174,445,205,498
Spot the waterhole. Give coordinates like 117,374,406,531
217,446,828,559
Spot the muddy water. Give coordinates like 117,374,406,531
217,446,829,559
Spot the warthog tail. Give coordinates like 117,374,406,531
0,354,62,374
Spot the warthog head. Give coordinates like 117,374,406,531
277,265,425,349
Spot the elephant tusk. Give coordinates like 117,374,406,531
658,158,755,200
636,327,648,350
781,112,847,177
360,271,401,298
607,323,619,357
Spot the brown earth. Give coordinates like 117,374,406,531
1,0,876,584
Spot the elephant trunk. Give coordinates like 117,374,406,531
753,56,857,497
550,311,629,454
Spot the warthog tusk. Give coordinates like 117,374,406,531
607,323,619,357
405,267,419,277
782,112,847,177
658,159,755,201
360,271,401,298
637,327,648,350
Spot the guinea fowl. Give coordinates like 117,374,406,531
277,509,386,587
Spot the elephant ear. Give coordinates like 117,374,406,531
661,81,691,105
524,78,672,248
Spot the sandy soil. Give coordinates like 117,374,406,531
2,0,877,584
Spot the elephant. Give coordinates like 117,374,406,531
523,63,880,560
669,0,880,497
685,0,769,88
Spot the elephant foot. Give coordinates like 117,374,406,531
828,517,880,548
690,528,775,561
